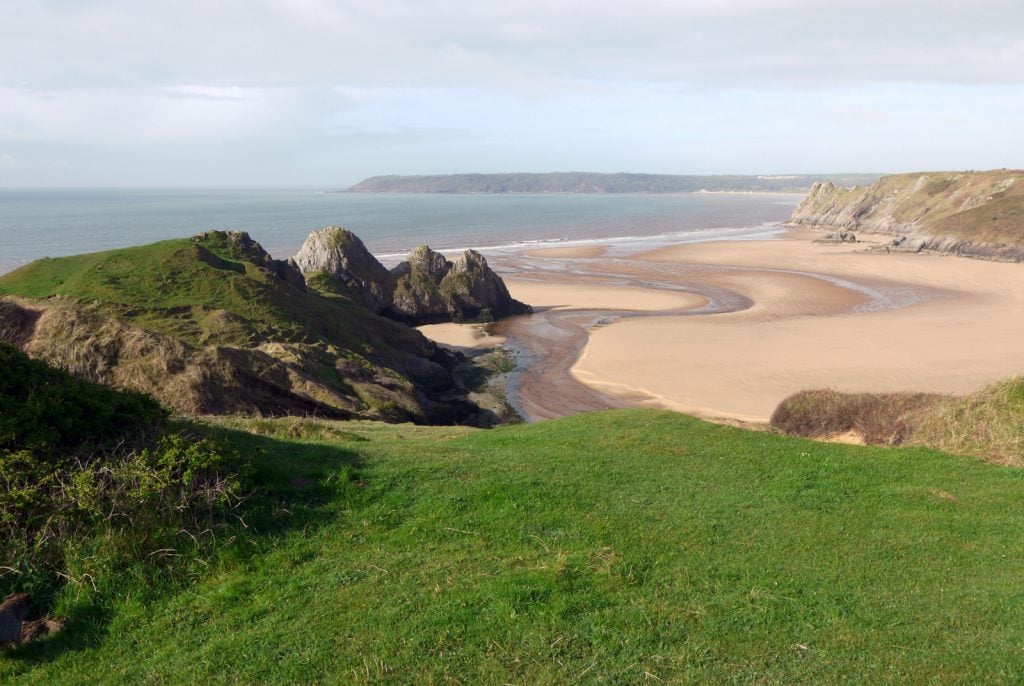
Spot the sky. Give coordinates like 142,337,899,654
0,0,1022,187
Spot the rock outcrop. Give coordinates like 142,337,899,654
0,593,33,648
388,246,530,324
291,227,392,311
787,170,1024,261
292,229,531,325
821,229,857,243
0,233,497,426
437,249,529,323
389,245,451,323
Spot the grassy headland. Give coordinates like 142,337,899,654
788,169,1024,252
0,232,493,424
4,409,1024,682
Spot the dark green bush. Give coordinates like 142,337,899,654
0,345,249,597
0,342,166,457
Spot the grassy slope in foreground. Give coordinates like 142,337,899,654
5,410,1024,683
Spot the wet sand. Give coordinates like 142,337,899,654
480,229,1024,423
416,323,506,350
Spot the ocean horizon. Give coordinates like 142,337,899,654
0,188,801,274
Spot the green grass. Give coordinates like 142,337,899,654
5,410,1024,683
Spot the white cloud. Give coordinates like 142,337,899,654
0,153,15,167
2,0,1022,91
0,1,1022,185
0,84,322,143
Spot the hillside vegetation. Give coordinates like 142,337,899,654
771,378,1024,466
788,169,1024,258
0,343,253,609
0,231,495,424
346,172,880,194
4,409,1024,682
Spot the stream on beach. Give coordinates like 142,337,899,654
486,250,949,422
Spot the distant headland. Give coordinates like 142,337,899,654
788,169,1024,261
342,172,881,194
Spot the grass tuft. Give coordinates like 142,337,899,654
908,378,1024,466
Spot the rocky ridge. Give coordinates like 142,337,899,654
0,231,504,426
294,227,531,325
787,170,1024,261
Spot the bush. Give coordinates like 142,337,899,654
0,433,249,594
0,344,249,597
770,389,945,444
0,342,165,457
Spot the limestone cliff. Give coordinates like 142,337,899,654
787,170,1024,261
292,227,393,311
388,246,452,323
389,246,531,324
293,230,531,325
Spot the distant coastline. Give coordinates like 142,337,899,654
342,172,880,195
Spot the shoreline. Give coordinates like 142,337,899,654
420,227,1024,424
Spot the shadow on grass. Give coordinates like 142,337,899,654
2,423,363,666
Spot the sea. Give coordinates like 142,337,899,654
0,188,802,274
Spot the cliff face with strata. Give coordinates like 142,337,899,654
787,170,1024,261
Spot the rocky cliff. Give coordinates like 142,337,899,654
292,228,392,311
293,227,531,325
787,170,1024,260
0,231,495,425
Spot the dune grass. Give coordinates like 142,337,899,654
4,410,1024,683
771,378,1024,466
769,389,946,445
909,379,1024,466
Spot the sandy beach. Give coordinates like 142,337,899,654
419,229,1024,424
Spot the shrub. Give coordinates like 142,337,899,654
0,344,249,597
771,380,1024,466
0,342,165,457
770,389,945,444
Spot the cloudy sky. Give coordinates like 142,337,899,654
1,0,1022,186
